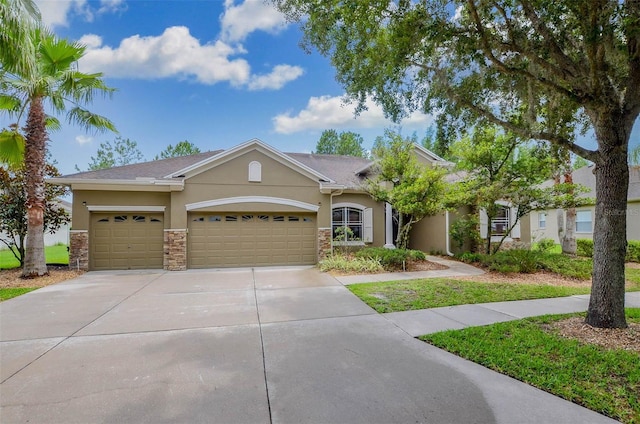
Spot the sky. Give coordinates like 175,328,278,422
4,0,640,175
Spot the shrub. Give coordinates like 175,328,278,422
626,240,640,262
537,253,592,280
484,249,541,274
457,252,484,264
576,239,594,257
355,247,425,270
318,255,384,273
534,238,556,253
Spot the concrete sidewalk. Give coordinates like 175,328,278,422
384,292,640,336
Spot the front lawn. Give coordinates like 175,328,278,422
0,287,37,301
0,244,69,269
348,278,591,313
421,309,640,424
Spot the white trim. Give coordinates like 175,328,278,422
166,138,335,183
333,241,366,247
248,161,262,182
48,177,184,188
164,229,187,232
69,229,88,233
332,202,366,210
87,205,166,212
185,196,320,212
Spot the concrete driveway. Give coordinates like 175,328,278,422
0,267,615,424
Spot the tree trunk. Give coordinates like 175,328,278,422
586,117,630,329
22,96,48,277
561,171,577,255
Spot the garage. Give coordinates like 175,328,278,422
188,213,316,268
90,213,164,270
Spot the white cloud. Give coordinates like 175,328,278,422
75,135,93,145
78,27,304,89
247,65,304,91
273,95,434,134
78,27,251,86
220,0,289,42
34,0,125,27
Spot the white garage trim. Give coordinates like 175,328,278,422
186,196,320,212
87,205,166,212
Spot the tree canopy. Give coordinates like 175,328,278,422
82,137,144,171
314,129,367,157
274,0,640,328
154,140,201,160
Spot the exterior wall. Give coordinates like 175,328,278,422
71,191,171,230
531,203,640,244
317,228,332,260
409,207,471,255
164,229,187,271
69,230,89,270
172,150,326,229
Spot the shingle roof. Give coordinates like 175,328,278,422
60,149,374,188
557,164,640,201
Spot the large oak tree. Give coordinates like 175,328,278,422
275,0,640,328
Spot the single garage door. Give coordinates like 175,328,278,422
188,213,316,268
90,213,164,270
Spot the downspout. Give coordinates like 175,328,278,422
445,210,454,256
329,189,344,255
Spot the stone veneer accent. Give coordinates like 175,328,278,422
69,230,89,271
318,227,332,260
164,229,187,271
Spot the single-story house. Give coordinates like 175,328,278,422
51,139,529,271
530,164,640,243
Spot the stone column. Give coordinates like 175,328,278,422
384,202,395,249
164,229,187,271
69,230,89,271
317,228,332,260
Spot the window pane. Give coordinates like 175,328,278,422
332,208,344,223
348,208,362,223
576,210,592,232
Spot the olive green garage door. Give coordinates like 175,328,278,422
188,213,317,268
90,213,164,270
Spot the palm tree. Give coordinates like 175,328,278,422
1,28,116,276
0,0,40,166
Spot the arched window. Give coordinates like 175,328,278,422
332,207,363,241
248,161,262,182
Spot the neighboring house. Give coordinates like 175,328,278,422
50,139,525,271
531,164,640,243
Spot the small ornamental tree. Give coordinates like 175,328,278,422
451,126,589,254
0,163,69,266
365,129,447,249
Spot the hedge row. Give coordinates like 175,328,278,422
577,239,640,262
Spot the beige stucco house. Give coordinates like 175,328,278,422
51,139,526,271
530,164,640,243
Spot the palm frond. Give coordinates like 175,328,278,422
0,94,22,112
45,115,60,131
0,129,25,166
67,107,117,134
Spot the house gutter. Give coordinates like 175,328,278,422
445,210,454,256
329,188,345,255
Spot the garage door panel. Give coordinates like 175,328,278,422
188,212,316,268
90,213,164,271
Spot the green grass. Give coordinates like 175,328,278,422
0,287,37,301
348,278,591,313
421,309,640,424
0,244,68,269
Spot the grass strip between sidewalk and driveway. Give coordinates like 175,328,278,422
420,309,640,424
348,278,592,313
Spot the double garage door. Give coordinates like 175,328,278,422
188,212,317,268
90,213,164,271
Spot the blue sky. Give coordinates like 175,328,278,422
5,1,640,175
